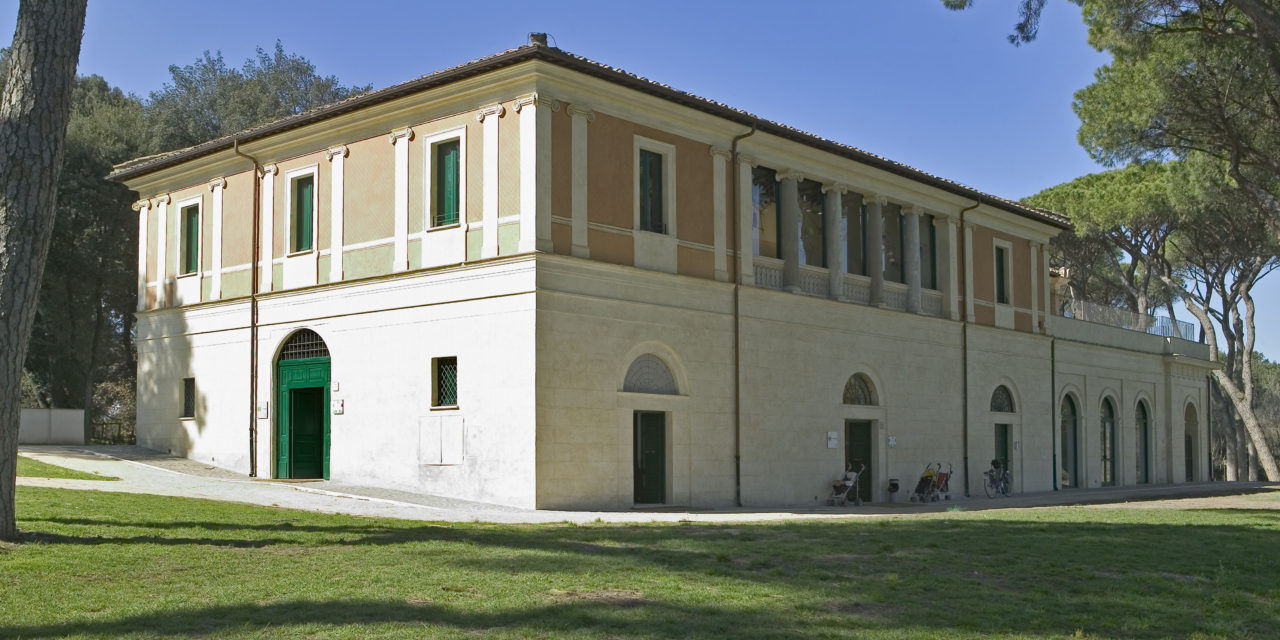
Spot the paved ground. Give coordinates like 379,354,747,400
16,445,1279,523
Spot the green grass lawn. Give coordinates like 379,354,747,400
16,456,119,481
1,487,1278,639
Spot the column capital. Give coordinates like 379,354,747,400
326,144,349,160
709,146,731,159
388,127,414,143
863,193,888,207
737,154,757,167
154,194,171,205
902,205,924,217
821,182,851,194
261,163,278,176
208,177,226,191
476,104,505,122
566,104,595,121
934,214,956,228
776,170,803,182
513,93,560,112
131,199,150,211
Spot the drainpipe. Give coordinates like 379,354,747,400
730,121,757,507
958,200,979,497
234,138,262,478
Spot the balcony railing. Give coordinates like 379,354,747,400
1062,299,1198,342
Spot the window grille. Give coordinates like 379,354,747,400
623,354,678,395
279,329,330,360
842,374,877,406
181,378,196,418
991,385,1016,413
435,357,458,406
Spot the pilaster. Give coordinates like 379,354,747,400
568,105,593,258
963,222,975,322
133,199,150,311
737,154,755,285
208,178,226,299
710,146,730,281
389,127,414,272
514,93,559,253
477,104,504,259
327,145,348,283
154,194,170,307
259,164,277,293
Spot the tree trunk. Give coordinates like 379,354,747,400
80,271,105,443
0,0,88,542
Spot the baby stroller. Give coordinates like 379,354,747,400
827,463,866,506
909,463,952,502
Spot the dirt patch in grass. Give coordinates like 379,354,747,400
547,588,649,608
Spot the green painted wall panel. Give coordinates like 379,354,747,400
343,245,393,281
498,222,519,256
466,229,481,261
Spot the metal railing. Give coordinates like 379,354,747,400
1062,299,1198,341
91,421,135,444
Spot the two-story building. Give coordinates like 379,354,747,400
110,36,1215,509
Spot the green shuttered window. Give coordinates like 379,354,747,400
434,140,460,227
995,246,1009,304
639,148,664,233
292,175,314,253
180,204,199,275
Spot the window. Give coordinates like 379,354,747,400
179,203,199,275
842,374,877,406
180,378,196,418
752,166,779,258
883,205,904,283
638,149,665,233
290,173,315,253
634,137,676,235
433,357,458,407
994,244,1010,305
798,179,825,267
433,139,460,227
990,385,1016,413
623,354,678,395
841,193,866,276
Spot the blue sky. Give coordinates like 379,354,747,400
3,0,1276,356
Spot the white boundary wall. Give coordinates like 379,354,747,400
19,409,85,445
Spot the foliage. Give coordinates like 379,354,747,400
1,487,1278,638
145,42,371,151
1254,352,1280,453
941,0,1057,45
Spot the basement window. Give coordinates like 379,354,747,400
180,378,196,418
433,357,458,408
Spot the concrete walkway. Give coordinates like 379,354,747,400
17,445,1279,524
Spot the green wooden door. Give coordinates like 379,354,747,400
633,411,666,504
994,424,1012,472
276,357,330,479
845,420,873,503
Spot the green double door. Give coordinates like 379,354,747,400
845,420,873,503
633,411,666,504
276,357,331,479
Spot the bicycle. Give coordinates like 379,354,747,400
983,459,1012,498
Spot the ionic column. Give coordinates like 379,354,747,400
208,178,226,299
154,194,170,307
327,145,348,283
133,199,150,311
514,93,559,253
963,223,976,322
737,154,755,285
904,205,922,313
259,164,276,293
778,171,801,293
936,216,960,321
710,147,730,281
389,127,414,272
822,184,844,299
866,194,886,306
478,104,504,259
567,105,593,258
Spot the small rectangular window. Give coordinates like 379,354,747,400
433,357,458,407
995,245,1010,305
180,204,199,275
292,174,314,253
180,378,196,418
433,140,460,227
639,148,664,233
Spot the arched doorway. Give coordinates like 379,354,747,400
1060,395,1079,488
1184,403,1198,482
275,329,331,479
1100,398,1117,486
624,354,678,504
1135,401,1151,484
842,373,879,503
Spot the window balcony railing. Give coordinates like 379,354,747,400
1061,299,1198,342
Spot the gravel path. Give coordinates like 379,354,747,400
16,445,1279,523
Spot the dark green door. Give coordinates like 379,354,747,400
633,411,665,503
845,420,872,503
994,424,1012,472
276,357,330,479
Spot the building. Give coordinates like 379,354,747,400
110,36,1215,510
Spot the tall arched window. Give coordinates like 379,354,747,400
1060,395,1078,488
990,386,1015,413
623,354,678,395
842,374,877,406
1100,398,1117,486
1136,401,1150,484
